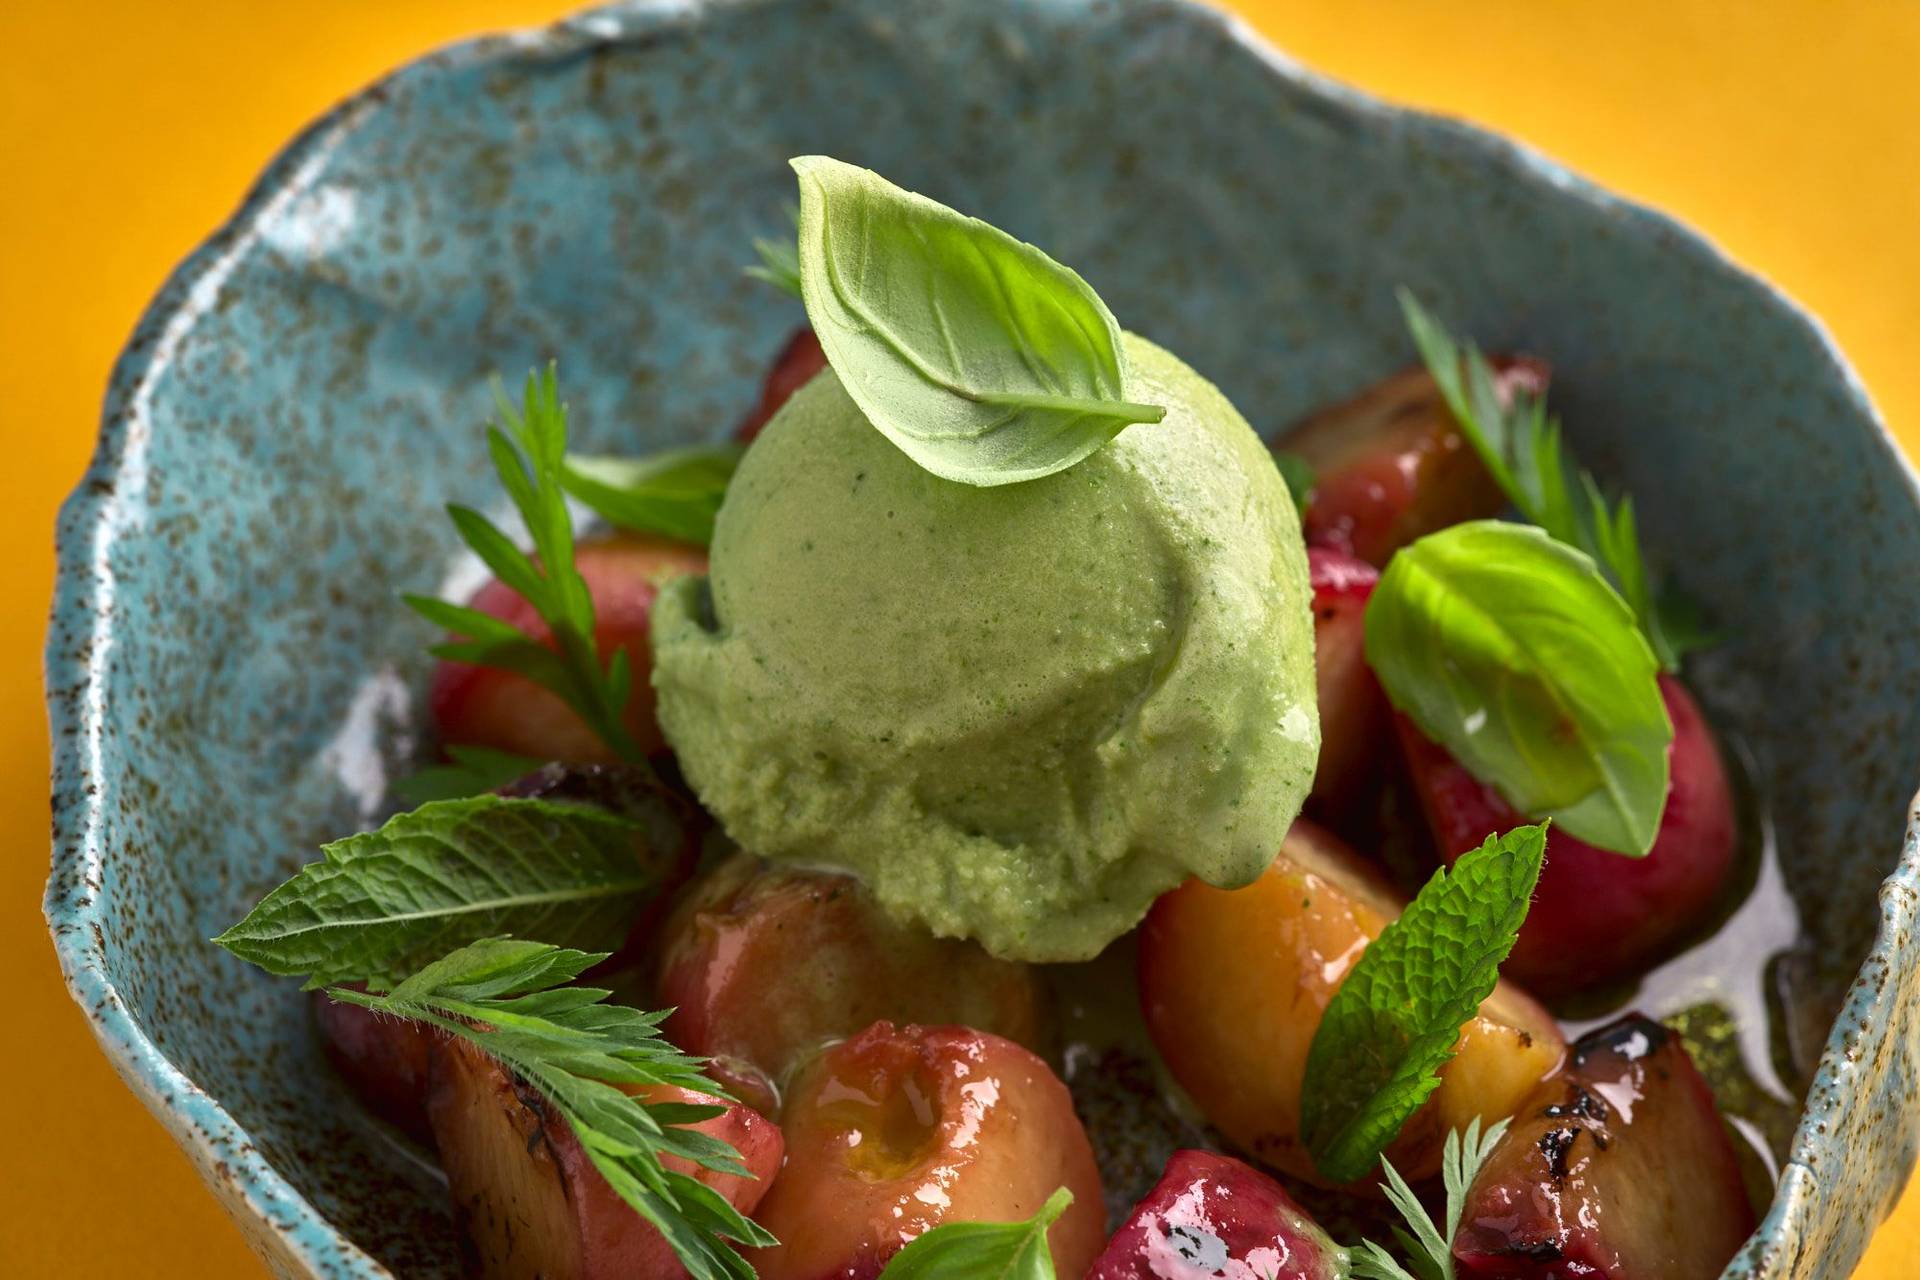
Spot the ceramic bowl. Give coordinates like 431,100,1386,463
46,0,1920,1275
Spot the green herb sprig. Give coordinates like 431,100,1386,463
405,368,645,765
1301,823,1546,1184
211,794,668,989
328,939,776,1280
392,744,545,805
1350,1118,1510,1280
790,155,1164,486
1363,521,1673,855
1400,290,1707,671
745,205,803,299
875,1187,1073,1280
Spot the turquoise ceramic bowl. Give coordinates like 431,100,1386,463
46,0,1920,1275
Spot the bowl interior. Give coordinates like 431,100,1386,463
48,0,1920,1275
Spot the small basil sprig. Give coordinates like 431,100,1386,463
876,1188,1074,1280
211,794,673,989
1365,521,1672,856
563,444,742,546
1301,824,1547,1184
790,155,1164,486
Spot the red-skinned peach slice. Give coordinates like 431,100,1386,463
1280,357,1547,566
748,1022,1106,1280
1139,820,1565,1187
428,1034,782,1280
1087,1149,1349,1280
1453,1014,1754,1279
428,533,706,764
655,853,1048,1090
737,329,828,442
1306,547,1388,819
313,989,438,1142
1395,675,1738,997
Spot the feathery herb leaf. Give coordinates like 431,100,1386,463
405,367,646,765
1349,1118,1511,1280
329,939,776,1280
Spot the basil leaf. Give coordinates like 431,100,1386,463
1302,825,1547,1184
1398,289,1708,672
790,155,1164,486
212,795,673,989
563,445,743,545
1364,520,1672,855
876,1187,1073,1280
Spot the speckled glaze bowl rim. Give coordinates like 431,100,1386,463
45,0,1920,1275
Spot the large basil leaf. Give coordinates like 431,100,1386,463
790,155,1163,486
1365,520,1672,855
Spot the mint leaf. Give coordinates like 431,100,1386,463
563,445,741,546
1398,290,1706,671
406,367,647,765
391,744,544,805
1350,1118,1511,1280
211,794,673,988
331,939,776,1280
1273,449,1316,510
790,155,1164,486
1301,824,1547,1184
876,1187,1073,1280
1364,520,1672,855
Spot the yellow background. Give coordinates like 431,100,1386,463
3,1,1917,1274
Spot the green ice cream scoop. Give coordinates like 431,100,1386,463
651,333,1318,961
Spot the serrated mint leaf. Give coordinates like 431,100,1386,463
1364,520,1672,855
875,1187,1073,1280
1301,824,1547,1184
212,794,671,988
563,445,742,546
790,155,1163,486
